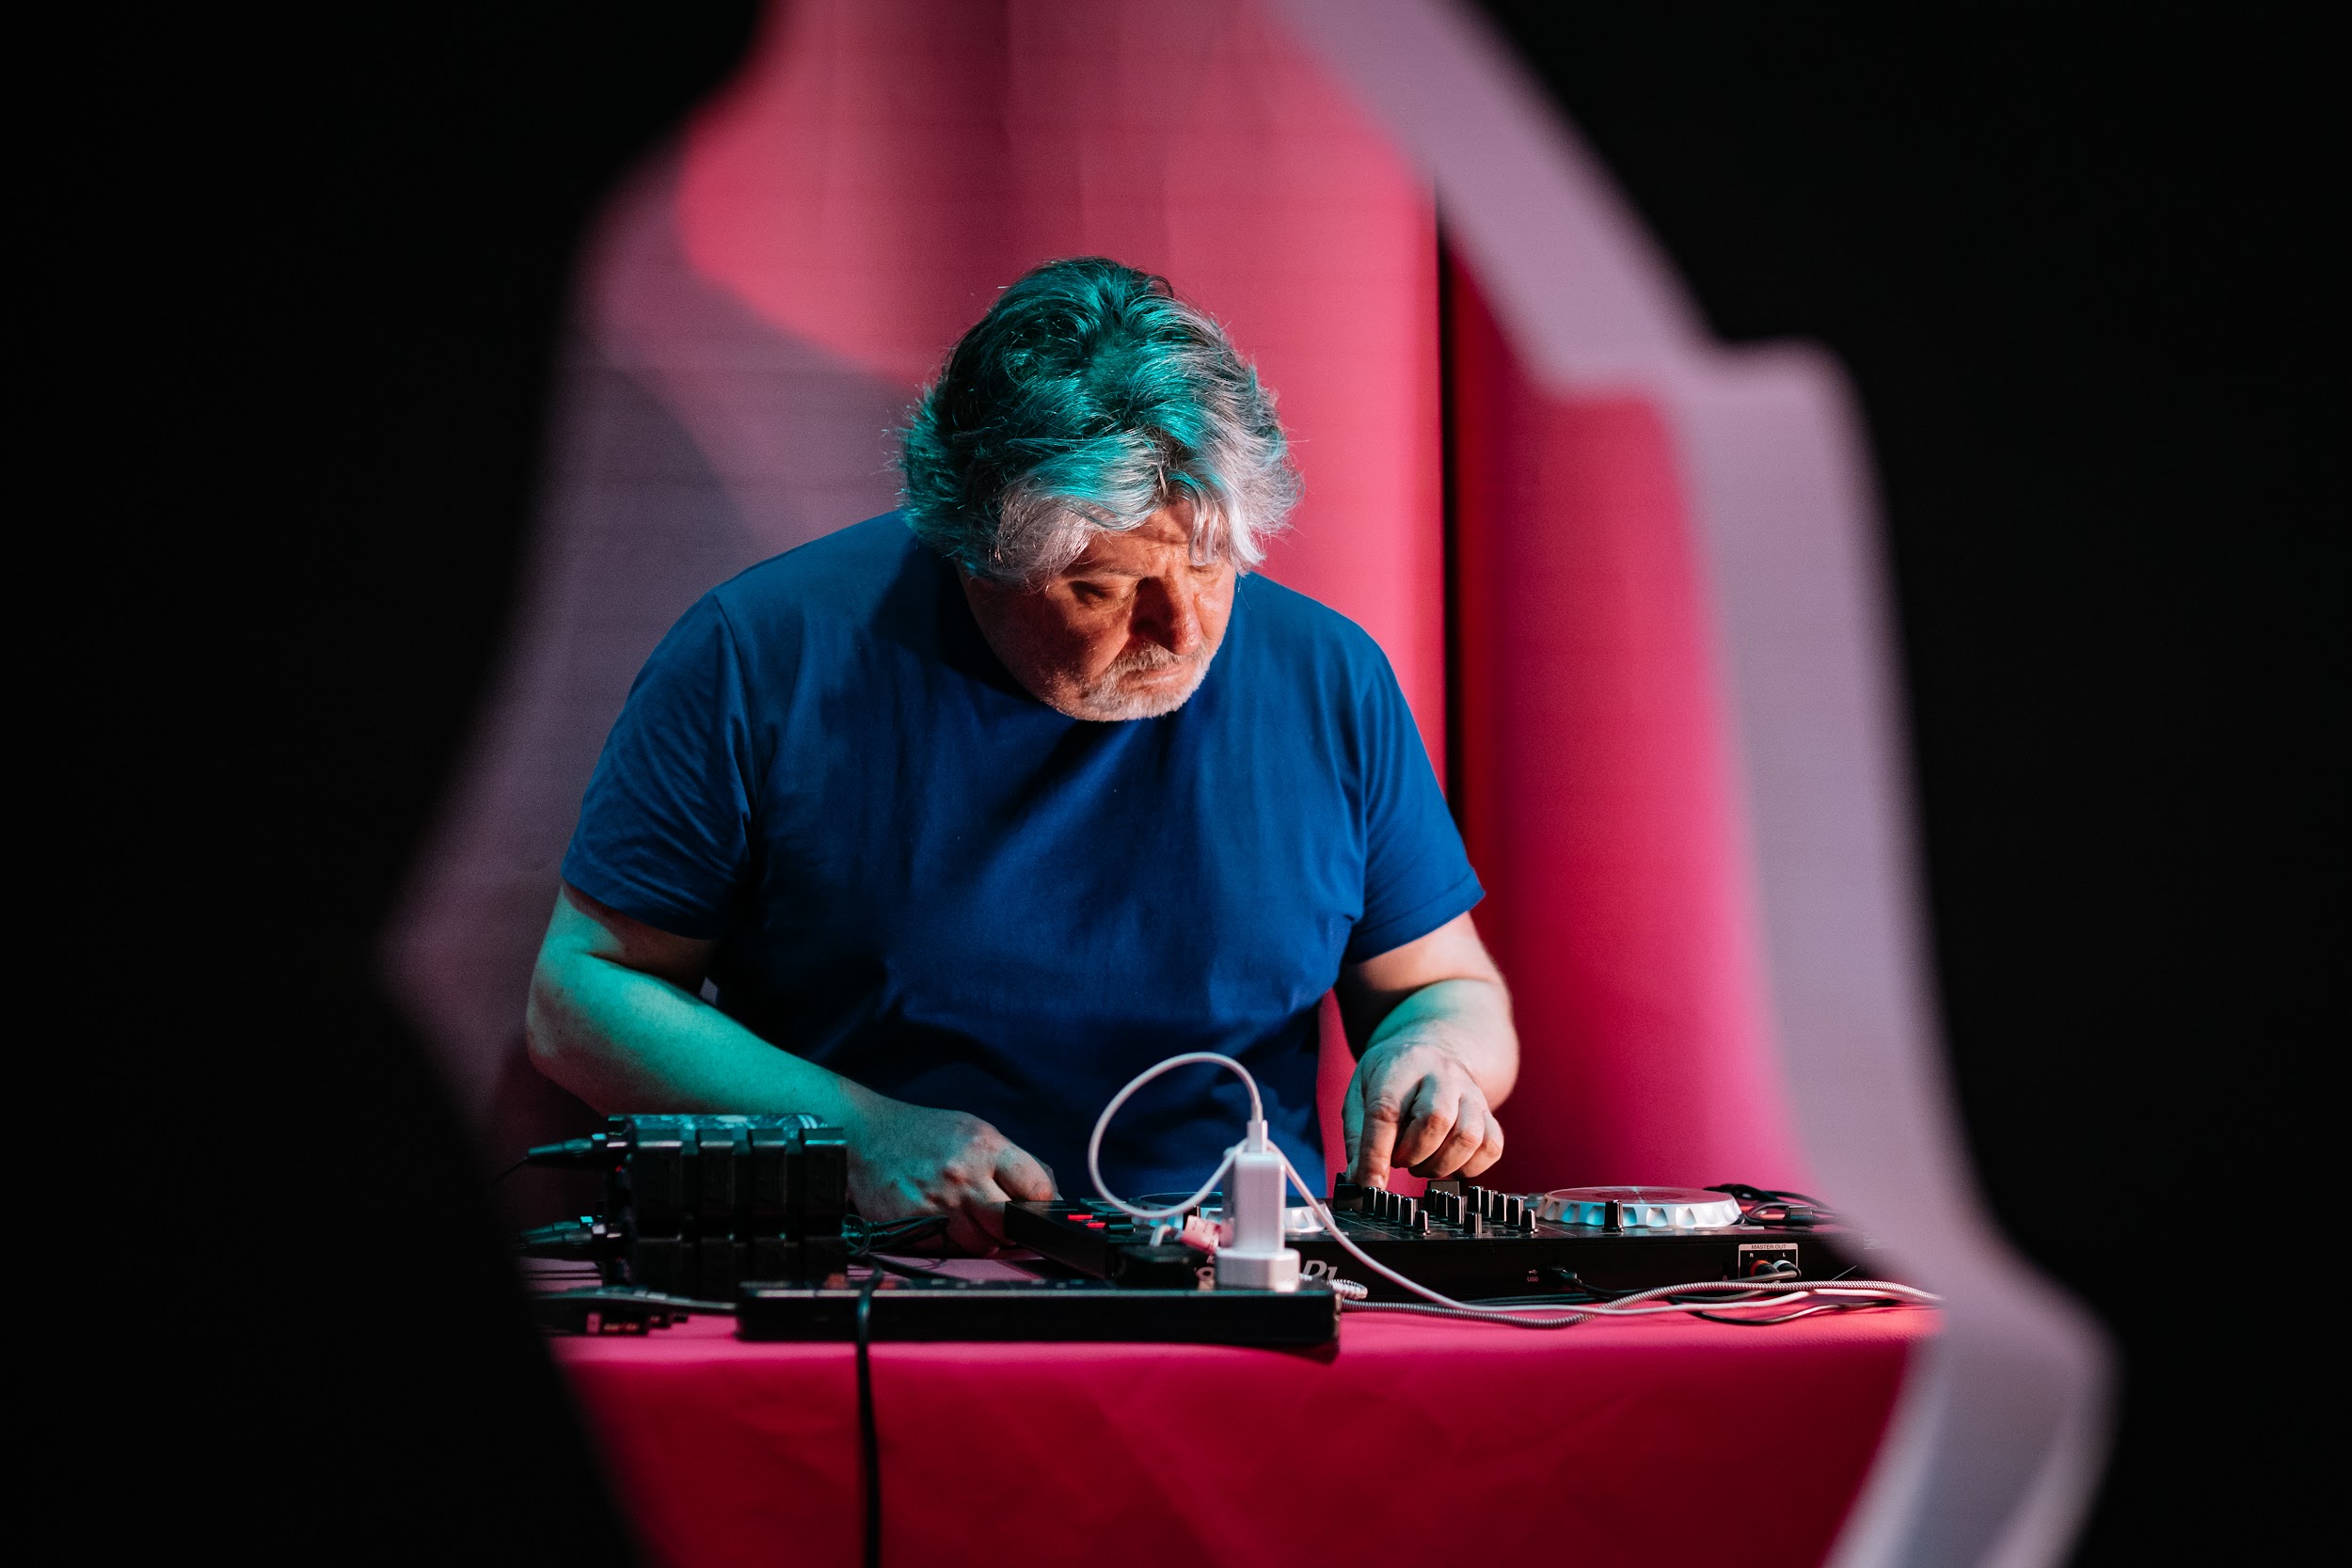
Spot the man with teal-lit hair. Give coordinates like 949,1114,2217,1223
528,258,1518,1252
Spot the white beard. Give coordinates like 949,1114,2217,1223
1060,643,1215,721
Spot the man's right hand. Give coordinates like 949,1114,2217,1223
841,1094,1057,1253
529,884,1056,1253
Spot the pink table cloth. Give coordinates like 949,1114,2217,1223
556,1296,1929,1567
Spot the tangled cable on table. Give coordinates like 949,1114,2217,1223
1340,1275,1931,1328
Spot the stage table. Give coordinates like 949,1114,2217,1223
552,1264,1930,1568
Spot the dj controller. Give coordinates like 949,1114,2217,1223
517,1117,1868,1338
1004,1179,1856,1303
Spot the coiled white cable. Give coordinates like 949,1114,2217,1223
1088,1052,1259,1223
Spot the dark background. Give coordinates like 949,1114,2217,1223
1477,5,2335,1561
56,5,2328,1561
53,8,760,1560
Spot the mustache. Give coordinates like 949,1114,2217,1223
1104,642,1196,676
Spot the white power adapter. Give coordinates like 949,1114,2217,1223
1214,1117,1302,1291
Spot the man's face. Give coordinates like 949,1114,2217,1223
961,506,1237,721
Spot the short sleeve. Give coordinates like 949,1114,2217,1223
561,594,759,939
1345,650,1484,962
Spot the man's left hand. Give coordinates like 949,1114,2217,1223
1335,912,1518,1189
1343,1034,1505,1187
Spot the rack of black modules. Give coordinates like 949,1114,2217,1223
1002,1179,1858,1302
515,1114,851,1299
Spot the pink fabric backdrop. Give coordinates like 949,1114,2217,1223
1449,266,1807,1193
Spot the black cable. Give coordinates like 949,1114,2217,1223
864,1215,929,1234
1705,1181,1835,1227
855,1272,882,1568
1542,1269,1636,1299
1706,1181,1830,1209
845,1214,952,1259
540,1285,733,1312
492,1157,530,1186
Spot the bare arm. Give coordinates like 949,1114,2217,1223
525,881,1053,1250
1333,911,1518,1186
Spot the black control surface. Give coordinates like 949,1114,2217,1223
1006,1181,1856,1303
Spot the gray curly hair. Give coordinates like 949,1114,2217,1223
898,258,1301,585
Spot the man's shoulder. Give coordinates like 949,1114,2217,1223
707,513,927,629
1235,572,1393,676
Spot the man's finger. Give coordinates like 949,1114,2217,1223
1414,1104,1486,1179
1341,1076,1366,1172
945,1178,1014,1252
1350,1074,1404,1187
1462,1117,1505,1180
994,1142,1055,1203
940,1202,999,1254
1389,1076,1456,1173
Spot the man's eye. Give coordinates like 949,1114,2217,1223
1070,581,1114,602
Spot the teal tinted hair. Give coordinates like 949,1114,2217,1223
899,258,1300,583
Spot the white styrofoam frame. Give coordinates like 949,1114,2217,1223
1270,4,2113,1564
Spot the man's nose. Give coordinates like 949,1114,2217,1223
1134,577,1203,656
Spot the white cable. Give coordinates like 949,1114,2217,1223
1510,1275,1939,1317
1088,1052,1261,1223
1341,1301,1588,1328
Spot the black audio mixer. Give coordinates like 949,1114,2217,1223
515,1114,852,1298
1004,1180,1855,1303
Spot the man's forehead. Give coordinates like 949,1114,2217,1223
1063,510,1207,575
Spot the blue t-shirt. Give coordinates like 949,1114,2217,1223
563,515,1481,1197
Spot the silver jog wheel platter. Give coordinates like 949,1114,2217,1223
1533,1186,1744,1230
